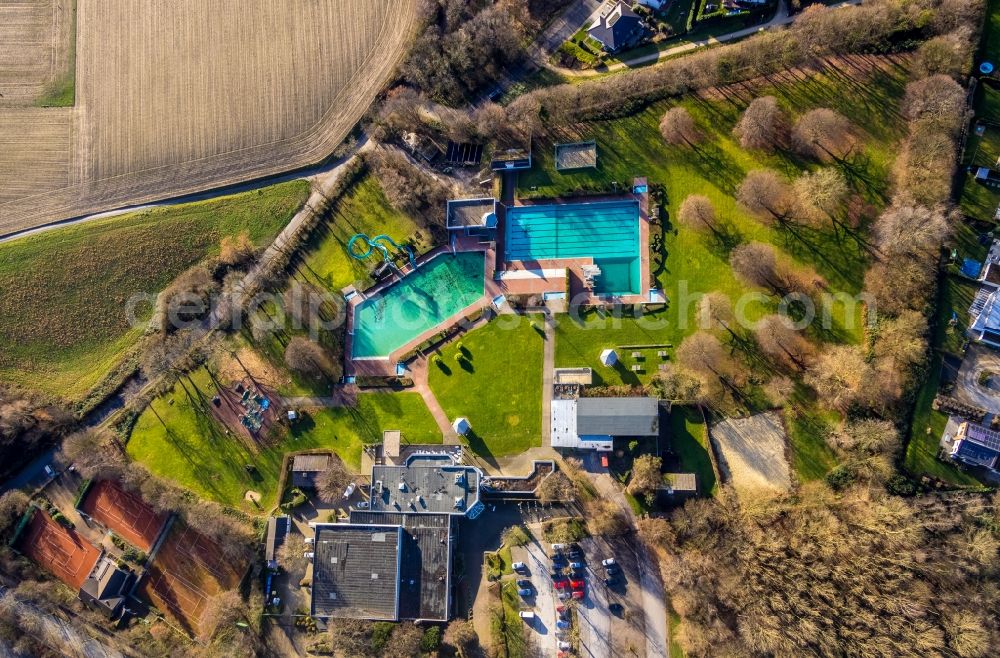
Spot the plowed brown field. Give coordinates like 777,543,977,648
0,0,417,237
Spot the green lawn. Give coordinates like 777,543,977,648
521,63,906,349
0,181,309,399
668,407,717,496
784,406,840,482
127,366,441,509
982,0,1000,64
959,83,1000,221
428,315,545,459
299,173,434,293
555,307,675,387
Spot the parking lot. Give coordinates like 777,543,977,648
511,525,648,657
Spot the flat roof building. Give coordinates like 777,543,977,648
446,198,498,233
370,458,483,517
351,512,452,621
265,515,290,570
310,524,403,620
551,396,660,451
291,454,330,489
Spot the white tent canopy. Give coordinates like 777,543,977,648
452,417,471,436
599,349,618,366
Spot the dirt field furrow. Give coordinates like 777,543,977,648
0,0,418,237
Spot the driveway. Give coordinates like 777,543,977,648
513,535,559,656
582,454,669,658
953,344,1000,414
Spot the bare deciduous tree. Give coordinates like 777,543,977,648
729,242,792,295
444,618,478,656
678,194,718,234
316,455,352,504
628,454,663,498
754,315,815,371
384,622,423,658
793,168,849,226
805,345,873,412
284,337,340,382
660,107,701,146
537,471,575,502
733,96,786,151
915,30,974,80
792,108,854,160
737,169,794,222
903,74,966,134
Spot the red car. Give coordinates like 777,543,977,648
554,580,568,590
570,579,585,590
556,605,567,615
572,590,585,600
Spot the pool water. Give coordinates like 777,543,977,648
352,252,485,358
505,200,641,294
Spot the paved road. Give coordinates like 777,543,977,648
587,462,669,658
541,311,556,447
518,536,559,656
546,0,864,78
575,539,612,658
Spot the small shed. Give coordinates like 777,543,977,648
291,454,330,489
452,417,471,436
600,349,618,367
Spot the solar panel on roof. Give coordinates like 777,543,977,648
966,423,1000,451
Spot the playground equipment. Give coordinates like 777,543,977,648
347,233,417,271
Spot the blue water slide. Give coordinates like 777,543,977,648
347,233,416,269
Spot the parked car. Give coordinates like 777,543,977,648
556,619,571,630
304,537,315,545
518,588,532,597
552,554,567,566
604,577,616,586
568,549,582,560
570,561,584,570
609,602,624,614
558,590,571,600
303,551,315,559
354,501,369,510
519,611,535,620
512,562,527,572
572,590,584,600
570,579,585,590
601,557,616,567
554,580,568,590
605,565,619,575
517,579,532,589
551,543,567,552
558,641,572,650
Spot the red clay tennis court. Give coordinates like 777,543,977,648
138,523,246,638
17,510,100,589
80,480,168,552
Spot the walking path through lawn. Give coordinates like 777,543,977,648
409,357,459,444
541,311,555,447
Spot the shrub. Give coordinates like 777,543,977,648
421,626,442,652
825,466,856,491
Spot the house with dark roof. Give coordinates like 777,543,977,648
79,555,135,619
291,454,330,489
588,1,645,53
949,421,1000,470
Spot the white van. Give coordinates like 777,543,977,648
519,611,535,620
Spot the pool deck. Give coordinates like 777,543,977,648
344,181,652,377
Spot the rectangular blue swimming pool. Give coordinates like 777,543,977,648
505,200,641,294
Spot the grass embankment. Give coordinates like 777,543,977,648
0,182,309,399
299,173,433,293
523,60,909,479
428,315,545,459
127,366,441,509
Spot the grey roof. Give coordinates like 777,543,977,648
351,512,452,621
588,2,644,52
79,556,133,618
576,397,659,437
370,462,481,516
955,440,999,468
310,524,402,620
265,516,289,563
292,454,329,472
446,198,497,229
663,473,697,492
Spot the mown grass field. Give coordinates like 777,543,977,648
554,307,674,386
428,315,545,460
959,82,1000,221
0,181,309,398
299,173,433,293
127,366,441,509
523,57,910,480
668,407,717,497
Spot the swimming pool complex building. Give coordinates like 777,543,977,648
343,178,654,375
